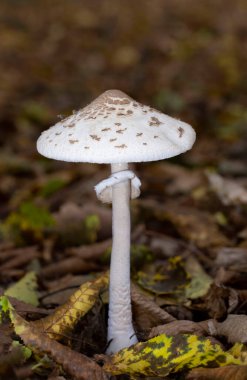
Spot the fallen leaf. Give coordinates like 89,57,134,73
140,200,229,248
5,271,39,306
186,365,247,380
103,333,246,377
40,257,100,279
33,273,108,340
131,283,175,333
211,315,247,344
207,172,247,205
67,239,112,259
185,256,213,299
203,283,239,319
148,320,205,339
215,247,247,269
0,297,107,380
137,256,188,295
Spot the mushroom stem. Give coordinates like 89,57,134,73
106,163,138,354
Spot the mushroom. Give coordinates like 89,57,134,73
37,89,196,353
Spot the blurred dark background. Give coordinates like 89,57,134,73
1,0,247,159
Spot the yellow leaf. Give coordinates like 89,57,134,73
103,334,247,377
0,296,107,380
32,273,108,339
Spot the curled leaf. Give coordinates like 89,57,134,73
0,296,107,380
131,283,175,332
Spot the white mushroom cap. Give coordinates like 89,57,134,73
37,89,196,164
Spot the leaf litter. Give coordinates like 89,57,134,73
0,0,247,379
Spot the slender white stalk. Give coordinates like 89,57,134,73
106,162,138,354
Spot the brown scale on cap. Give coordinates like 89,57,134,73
136,133,143,137
69,139,79,144
110,138,117,142
90,134,101,141
114,144,127,149
149,116,162,126
116,128,127,134
178,127,184,137
55,132,62,136
115,122,121,126
102,128,111,132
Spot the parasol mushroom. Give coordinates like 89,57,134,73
37,89,196,353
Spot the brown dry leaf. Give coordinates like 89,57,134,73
214,267,247,289
0,344,31,377
140,200,229,248
54,202,111,246
11,307,107,380
67,238,112,260
0,246,40,271
149,320,205,339
150,315,247,344
207,172,247,206
212,315,247,344
131,283,175,333
164,205,230,248
148,232,185,258
203,283,239,319
215,247,247,269
186,365,247,380
40,257,100,279
41,274,89,306
142,162,204,196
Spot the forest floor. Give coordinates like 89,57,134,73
0,1,247,379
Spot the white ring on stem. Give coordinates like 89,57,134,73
95,170,141,203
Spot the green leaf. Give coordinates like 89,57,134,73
39,178,67,198
5,271,39,306
82,214,100,243
12,341,32,360
185,256,213,299
2,201,55,244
